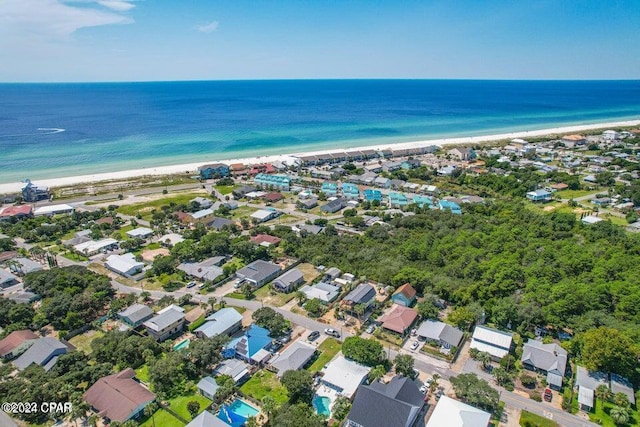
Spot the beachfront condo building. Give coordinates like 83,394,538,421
254,173,291,191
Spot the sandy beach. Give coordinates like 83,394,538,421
1,119,638,195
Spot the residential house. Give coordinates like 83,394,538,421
378,305,419,336
562,134,587,147
194,308,243,339
526,189,552,202
416,320,464,350
391,284,417,307
84,369,155,423
250,234,282,247
0,269,19,288
470,325,513,360
345,376,424,427
272,268,305,293
342,183,361,199
208,217,235,231
388,192,409,207
448,147,476,161
118,304,154,328
438,200,462,214
373,177,391,189
224,324,273,364
390,179,406,190
232,185,257,198
126,227,153,239
602,130,619,141
250,208,280,223
299,282,340,304
298,224,323,235
298,198,318,210
382,161,403,172
321,198,347,213
520,339,568,389
364,189,383,202
213,359,250,384
262,192,283,203
158,233,185,247
426,396,491,427
254,173,291,191
74,238,119,256
575,366,608,411
320,355,371,399
321,182,339,196
610,374,636,406
191,208,215,223
187,411,229,427
143,305,186,341
581,215,603,225
411,195,433,208
178,258,224,283
342,283,376,310
7,292,40,304
196,376,220,400
269,340,316,377
230,163,249,177
105,253,144,277
0,330,38,359
21,180,49,202
325,267,341,281
437,165,457,176
0,205,33,221
236,260,281,288
198,163,230,179
33,204,75,216
13,337,67,372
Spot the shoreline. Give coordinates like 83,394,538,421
1,119,638,194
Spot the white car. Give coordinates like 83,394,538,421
410,340,419,350
324,328,340,338
233,279,244,289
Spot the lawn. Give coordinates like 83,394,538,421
589,399,639,427
297,262,321,283
135,364,150,383
308,338,341,372
555,189,599,200
62,251,89,262
230,206,259,219
140,409,185,427
215,185,235,195
117,192,207,216
239,369,288,405
519,410,559,427
168,393,212,421
68,329,103,354
254,285,296,307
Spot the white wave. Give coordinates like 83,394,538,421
37,128,66,134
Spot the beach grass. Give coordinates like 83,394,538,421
239,369,288,405
308,338,341,372
116,191,208,216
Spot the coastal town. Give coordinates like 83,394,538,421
2,125,640,427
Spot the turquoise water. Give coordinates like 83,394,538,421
313,395,331,417
173,339,190,351
1,80,639,183
227,399,259,418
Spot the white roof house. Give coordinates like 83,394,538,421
158,233,185,246
192,208,214,220
426,396,491,427
250,209,278,223
299,282,340,304
320,355,371,399
33,204,75,216
470,325,513,360
105,253,144,277
126,227,154,239
581,215,603,225
74,238,118,255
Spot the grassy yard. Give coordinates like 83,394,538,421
135,364,150,383
140,409,185,427
520,410,559,427
555,189,599,200
589,399,639,427
254,285,296,307
308,338,341,372
215,185,235,195
68,329,103,354
297,262,321,283
168,393,212,421
117,192,208,216
240,370,288,404
274,214,304,225
230,206,259,219
62,251,89,262
111,224,135,240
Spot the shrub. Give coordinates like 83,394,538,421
530,390,542,402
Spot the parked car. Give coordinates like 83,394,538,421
324,328,340,338
411,328,417,336
419,385,427,394
233,279,244,289
410,340,419,350
308,331,320,341
543,388,552,402
186,281,196,288
365,324,375,334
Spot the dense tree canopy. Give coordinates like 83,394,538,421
342,336,384,367
281,370,314,405
575,327,639,379
450,373,500,412
252,307,289,336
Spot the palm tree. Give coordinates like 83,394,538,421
208,297,218,312
595,384,612,403
295,290,307,306
429,373,441,395
354,303,366,323
261,395,276,418
613,392,630,408
610,405,629,425
144,402,158,427
477,351,492,371
368,365,386,383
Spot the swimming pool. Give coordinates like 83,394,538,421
312,395,331,417
173,339,190,351
227,399,259,418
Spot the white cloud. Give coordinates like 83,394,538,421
0,0,133,39
97,0,136,12
197,20,219,34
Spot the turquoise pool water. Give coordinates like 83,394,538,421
313,395,331,417
227,399,259,418
173,339,190,351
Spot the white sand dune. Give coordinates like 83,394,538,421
1,119,638,194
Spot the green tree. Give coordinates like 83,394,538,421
416,298,440,320
476,351,492,371
492,366,512,387
281,370,314,405
450,373,500,412
252,307,288,336
187,401,200,419
579,327,638,378
261,395,276,418
368,365,386,382
447,306,477,330
241,283,254,299
295,290,307,305
304,298,325,317
610,405,629,425
270,403,326,427
342,336,384,367
595,384,612,403
394,354,417,379
332,397,352,421
613,392,630,408
143,403,158,427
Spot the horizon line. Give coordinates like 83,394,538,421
1,77,639,85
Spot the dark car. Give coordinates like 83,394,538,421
308,331,320,341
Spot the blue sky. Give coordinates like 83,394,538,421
1,0,639,82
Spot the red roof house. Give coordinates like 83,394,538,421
378,305,419,335
0,330,38,359
250,234,282,246
0,205,33,220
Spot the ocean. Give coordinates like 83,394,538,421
1,80,639,183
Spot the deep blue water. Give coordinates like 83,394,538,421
1,80,639,183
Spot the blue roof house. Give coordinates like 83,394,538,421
341,183,360,199
438,200,462,215
388,192,409,207
198,163,230,179
364,189,383,202
411,195,433,208
254,174,291,191
224,325,272,364
321,182,338,196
